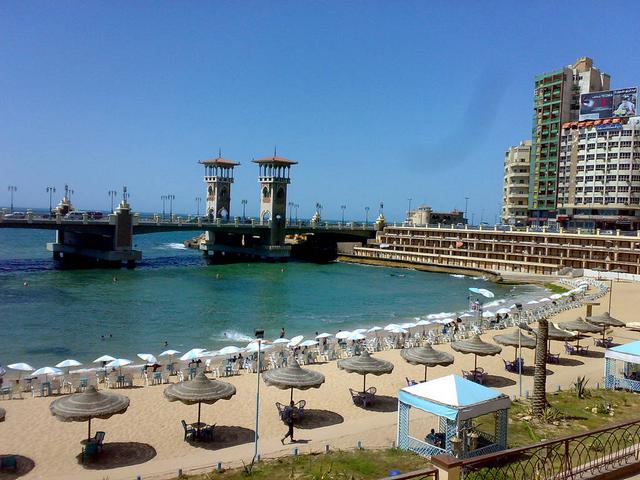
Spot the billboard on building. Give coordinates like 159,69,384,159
579,87,638,120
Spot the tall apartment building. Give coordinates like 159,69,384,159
501,140,531,225
529,57,610,224
557,118,640,230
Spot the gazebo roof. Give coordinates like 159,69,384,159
252,156,297,165
199,156,240,167
605,340,640,363
398,374,510,421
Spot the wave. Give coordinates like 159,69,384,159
483,299,506,308
216,330,253,342
450,274,466,278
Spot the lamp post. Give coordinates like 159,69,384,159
464,197,470,223
168,194,175,220
46,186,56,213
108,190,117,213
161,195,168,220
340,204,346,224
288,201,294,224
407,198,412,223
379,202,384,214
241,199,247,221
195,197,202,217
8,186,17,213
253,328,264,464
365,206,370,225
67,186,74,202
294,203,299,223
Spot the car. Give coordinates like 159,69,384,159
64,211,86,220
3,212,26,219
87,211,104,220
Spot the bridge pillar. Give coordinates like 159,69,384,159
199,151,240,221
253,152,297,248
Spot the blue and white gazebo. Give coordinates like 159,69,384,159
397,374,510,458
605,340,640,391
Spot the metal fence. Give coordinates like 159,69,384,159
459,418,640,480
379,467,438,480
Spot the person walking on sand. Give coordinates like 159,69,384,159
281,400,297,444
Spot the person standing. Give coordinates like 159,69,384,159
280,327,286,338
280,400,297,444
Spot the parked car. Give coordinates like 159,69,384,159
64,211,86,220
87,211,104,220
3,212,26,219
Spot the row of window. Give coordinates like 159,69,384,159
573,198,640,205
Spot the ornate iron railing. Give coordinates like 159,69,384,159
459,417,640,480
378,467,438,480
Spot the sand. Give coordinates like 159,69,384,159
1,279,639,480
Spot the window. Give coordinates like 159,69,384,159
621,130,633,136
620,152,631,159
586,165,595,171
587,133,597,139
609,153,619,159
606,175,616,182
597,153,606,159
620,164,631,170
621,141,632,147
585,176,594,182
632,175,640,181
605,197,616,203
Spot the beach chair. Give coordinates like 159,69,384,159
362,387,376,407
0,385,12,400
181,419,195,441
0,455,18,471
295,399,306,415
152,371,163,385
91,431,106,452
406,377,418,386
82,441,99,463
564,343,576,355
276,402,286,420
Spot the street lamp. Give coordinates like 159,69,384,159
195,197,202,217
288,201,294,224
407,198,413,223
168,194,175,220
365,206,370,225
294,203,299,223
46,186,56,213
464,197,470,223
241,199,247,221
108,190,117,213
340,204,346,224
161,195,168,220
379,202,384,214
253,328,265,464
8,186,17,213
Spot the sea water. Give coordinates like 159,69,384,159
0,229,545,366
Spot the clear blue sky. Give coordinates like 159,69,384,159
2,1,640,222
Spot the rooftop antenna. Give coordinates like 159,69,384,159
218,147,222,158
274,145,277,158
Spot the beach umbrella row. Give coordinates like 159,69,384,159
401,344,453,382
337,351,394,392
451,335,502,371
262,360,325,402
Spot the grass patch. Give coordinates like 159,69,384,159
182,449,428,479
543,283,569,294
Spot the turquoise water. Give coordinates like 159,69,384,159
0,229,543,366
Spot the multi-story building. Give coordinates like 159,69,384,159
557,118,640,230
501,140,531,225
530,57,610,224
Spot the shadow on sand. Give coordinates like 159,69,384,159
188,426,255,451
483,375,516,388
0,455,35,479
295,409,344,430
362,395,398,413
519,367,554,377
557,357,585,367
77,442,156,470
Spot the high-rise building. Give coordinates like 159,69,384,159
556,117,640,230
501,140,531,225
529,57,610,224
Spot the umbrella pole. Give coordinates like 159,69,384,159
197,401,202,436
88,418,91,441
363,373,367,393
424,365,428,383
474,354,477,372
290,387,294,403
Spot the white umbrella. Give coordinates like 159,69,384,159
298,340,319,347
180,348,207,361
335,331,352,340
93,355,116,364
439,318,455,324
8,363,34,372
384,324,401,331
31,366,63,381
539,298,551,303
289,335,304,347
469,287,495,298
550,294,563,300
482,311,495,318
389,327,408,334
496,308,511,315
273,338,290,345
527,300,539,305
315,333,332,339
245,342,273,353
56,359,81,368
159,349,181,357
217,346,243,356
460,313,474,318
106,359,132,369
367,326,383,333
347,332,366,341
137,353,158,365
400,322,417,329
415,320,432,326
352,328,367,334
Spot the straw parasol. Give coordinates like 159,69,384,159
400,344,454,382
0,407,5,422
262,360,325,402
164,372,236,435
493,331,537,361
50,386,129,441
559,317,601,346
587,312,625,340
547,323,576,352
451,335,502,371
337,351,394,392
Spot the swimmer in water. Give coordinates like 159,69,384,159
112,276,118,283
23,281,29,287
216,273,220,279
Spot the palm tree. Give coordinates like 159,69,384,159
532,318,549,418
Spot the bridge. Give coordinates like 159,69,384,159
0,153,381,268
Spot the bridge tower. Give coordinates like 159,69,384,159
199,151,240,220
253,153,297,246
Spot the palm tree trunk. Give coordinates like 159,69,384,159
532,319,549,418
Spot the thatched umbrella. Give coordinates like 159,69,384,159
262,361,325,402
559,317,601,346
587,312,626,341
493,331,536,361
337,351,394,392
0,408,5,422
50,386,129,441
164,372,236,436
400,345,454,382
451,335,501,371
547,323,576,353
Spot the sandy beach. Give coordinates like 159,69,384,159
1,278,639,480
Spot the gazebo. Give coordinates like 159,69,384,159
604,340,640,392
397,374,510,459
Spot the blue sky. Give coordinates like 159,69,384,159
2,1,640,222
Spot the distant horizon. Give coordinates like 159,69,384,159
3,2,639,224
